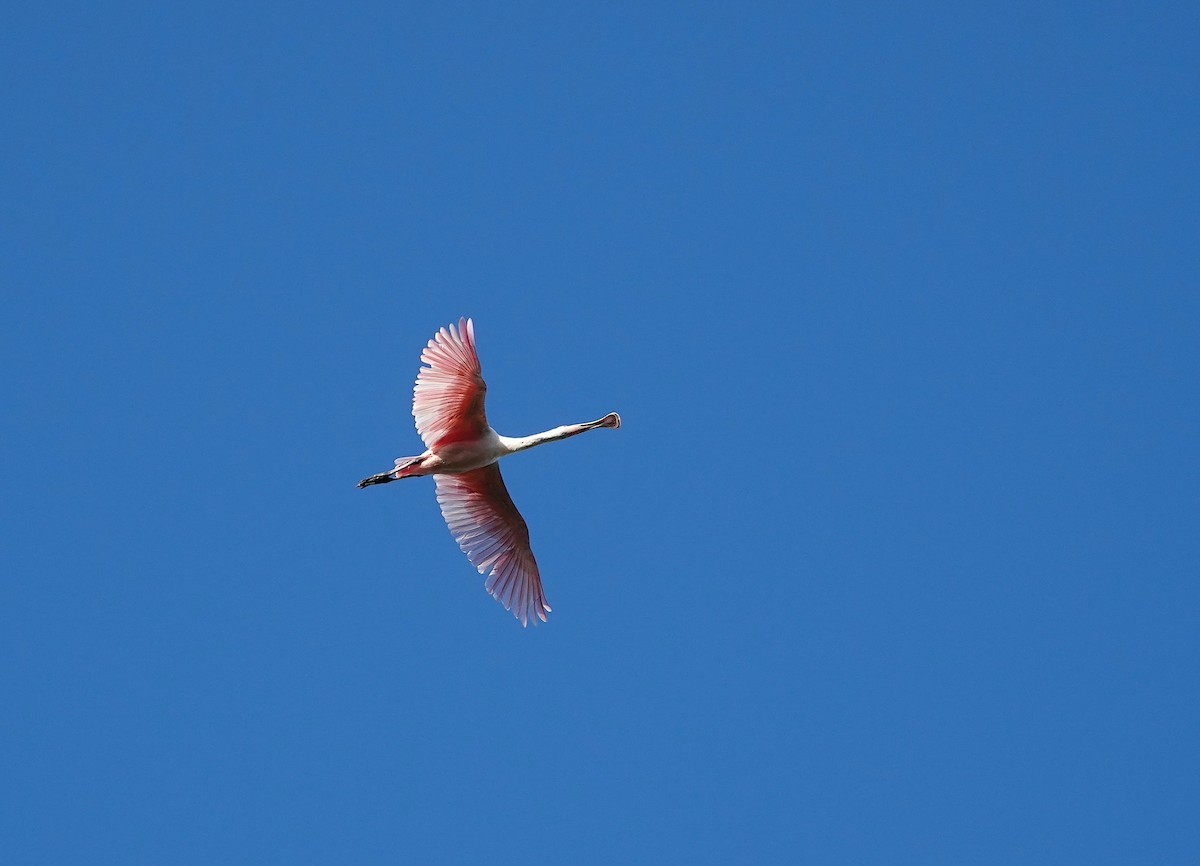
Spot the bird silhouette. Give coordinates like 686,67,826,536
358,318,621,625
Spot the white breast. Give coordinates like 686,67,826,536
431,428,509,473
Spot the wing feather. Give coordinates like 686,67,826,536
434,465,551,627
413,318,488,450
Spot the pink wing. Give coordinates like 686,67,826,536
413,318,488,450
435,465,551,627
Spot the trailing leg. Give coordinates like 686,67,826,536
357,456,424,488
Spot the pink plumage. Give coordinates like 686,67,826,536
435,466,550,626
358,318,621,626
414,318,487,450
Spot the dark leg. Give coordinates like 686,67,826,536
357,456,423,489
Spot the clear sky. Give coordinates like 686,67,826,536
3,3,1197,863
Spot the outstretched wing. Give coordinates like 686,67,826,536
434,465,551,627
413,318,488,450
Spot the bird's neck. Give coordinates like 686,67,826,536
499,423,591,454
497,415,619,455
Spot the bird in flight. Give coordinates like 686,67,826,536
358,318,621,626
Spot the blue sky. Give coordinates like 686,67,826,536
3,2,1198,863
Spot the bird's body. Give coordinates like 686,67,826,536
358,318,620,626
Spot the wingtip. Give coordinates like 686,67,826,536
438,317,475,351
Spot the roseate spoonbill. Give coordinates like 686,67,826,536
357,318,621,626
